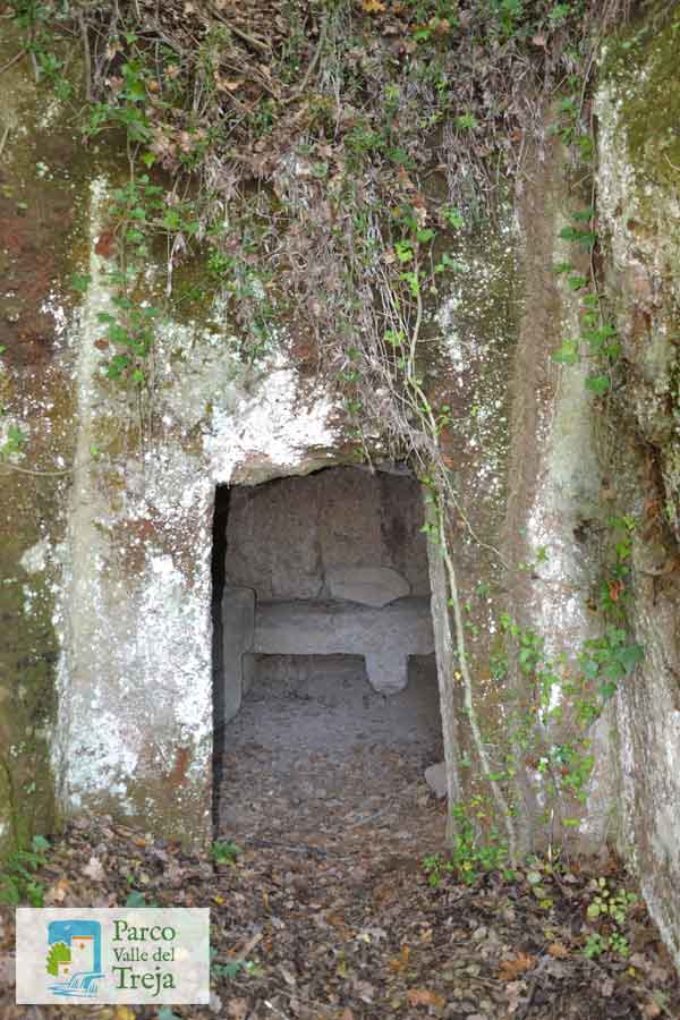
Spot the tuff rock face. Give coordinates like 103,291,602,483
0,8,678,970
591,21,680,967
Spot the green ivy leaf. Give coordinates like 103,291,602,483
394,240,414,264
441,206,464,229
585,374,610,395
617,643,644,672
70,272,92,294
552,338,579,365
455,112,478,131
559,225,596,249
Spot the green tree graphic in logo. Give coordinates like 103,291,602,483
46,941,71,976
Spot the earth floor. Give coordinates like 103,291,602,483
215,654,446,855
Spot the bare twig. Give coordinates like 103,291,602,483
293,15,327,97
0,123,10,161
208,7,270,55
0,462,72,478
264,1002,292,1020
0,49,25,76
233,931,263,962
78,11,94,102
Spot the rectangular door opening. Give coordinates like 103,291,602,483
211,466,445,848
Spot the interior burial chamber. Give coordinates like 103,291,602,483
211,465,445,843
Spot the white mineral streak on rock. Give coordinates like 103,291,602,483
524,362,599,711
54,176,127,803
205,352,338,482
525,228,600,715
20,539,50,575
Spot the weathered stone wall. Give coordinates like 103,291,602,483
52,177,345,843
0,32,86,854
500,133,604,849
0,42,348,848
594,12,680,968
224,466,430,600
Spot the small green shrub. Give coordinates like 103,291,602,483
582,877,637,959
422,801,510,887
0,834,49,906
211,840,242,865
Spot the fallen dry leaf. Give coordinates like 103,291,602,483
601,977,615,997
388,943,411,973
215,75,244,93
406,988,446,1008
94,230,116,258
361,0,386,11
547,941,569,958
505,979,524,1015
82,856,105,881
498,953,537,981
45,877,70,904
226,998,249,1020
353,978,375,1002
0,954,15,986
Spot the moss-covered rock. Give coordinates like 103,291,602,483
0,31,88,854
602,4,680,192
596,2,680,971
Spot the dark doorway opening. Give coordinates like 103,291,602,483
211,482,230,824
211,466,444,850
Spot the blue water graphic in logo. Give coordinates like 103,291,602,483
46,919,103,998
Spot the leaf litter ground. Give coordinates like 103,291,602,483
1,804,679,1019
1,670,679,1018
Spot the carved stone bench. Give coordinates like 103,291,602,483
221,587,435,723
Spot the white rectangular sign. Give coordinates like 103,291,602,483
16,908,210,1004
